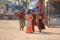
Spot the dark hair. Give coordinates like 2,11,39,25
32,10,35,12
39,10,41,12
27,11,31,14
1,7,3,9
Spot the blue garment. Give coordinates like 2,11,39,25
28,1,36,9
21,19,25,22
20,19,25,26
27,1,37,13
28,8,37,13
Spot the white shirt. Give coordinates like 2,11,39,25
1,9,4,14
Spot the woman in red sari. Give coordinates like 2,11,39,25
37,10,45,32
25,11,33,33
32,11,36,32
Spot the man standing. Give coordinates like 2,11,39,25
0,7,4,19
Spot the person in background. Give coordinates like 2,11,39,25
0,7,4,19
36,0,43,11
25,11,33,33
28,0,37,13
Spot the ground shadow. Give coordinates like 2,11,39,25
33,32,60,35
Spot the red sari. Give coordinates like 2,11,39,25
32,13,36,31
37,13,45,32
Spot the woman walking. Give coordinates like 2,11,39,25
32,11,36,32
18,10,25,31
25,11,33,33
37,10,45,32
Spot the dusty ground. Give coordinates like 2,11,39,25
0,20,60,40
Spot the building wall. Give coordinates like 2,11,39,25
47,0,60,27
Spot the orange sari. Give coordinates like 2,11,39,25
25,14,33,33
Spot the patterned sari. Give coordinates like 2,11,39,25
37,13,45,31
25,14,33,33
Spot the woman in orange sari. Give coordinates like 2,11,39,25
25,11,33,33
